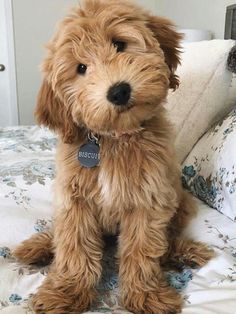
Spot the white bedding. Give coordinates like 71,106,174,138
0,126,236,314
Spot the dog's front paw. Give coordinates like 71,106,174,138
122,282,182,314
31,276,95,314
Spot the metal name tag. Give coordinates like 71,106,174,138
78,133,100,168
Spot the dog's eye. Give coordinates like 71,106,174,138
77,64,87,75
113,40,126,52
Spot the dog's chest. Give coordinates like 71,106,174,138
56,134,171,232
97,137,162,212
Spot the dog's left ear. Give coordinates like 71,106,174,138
146,15,182,90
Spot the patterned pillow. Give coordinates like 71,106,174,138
182,107,236,221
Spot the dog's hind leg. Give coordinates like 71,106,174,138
163,238,215,271
13,231,54,266
163,191,215,271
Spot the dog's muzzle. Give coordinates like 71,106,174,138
107,82,131,106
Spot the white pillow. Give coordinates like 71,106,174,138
166,39,236,163
182,107,236,222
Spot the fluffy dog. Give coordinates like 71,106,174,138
14,0,214,313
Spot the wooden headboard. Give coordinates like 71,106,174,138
225,4,236,39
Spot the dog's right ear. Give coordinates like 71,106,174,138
35,79,59,130
35,79,78,143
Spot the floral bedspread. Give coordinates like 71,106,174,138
0,126,236,314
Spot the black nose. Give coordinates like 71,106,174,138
107,82,131,106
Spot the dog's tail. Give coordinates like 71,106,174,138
13,231,54,266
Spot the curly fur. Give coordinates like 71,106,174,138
227,45,236,73
14,1,214,313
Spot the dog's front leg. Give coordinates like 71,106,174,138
119,209,182,314
32,199,103,314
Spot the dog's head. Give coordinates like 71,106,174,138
36,0,182,142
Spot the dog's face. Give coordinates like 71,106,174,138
36,0,182,142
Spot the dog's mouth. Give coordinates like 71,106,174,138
115,101,135,113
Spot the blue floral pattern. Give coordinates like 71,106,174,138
34,219,52,233
166,269,193,292
9,294,22,304
182,107,236,221
0,247,11,258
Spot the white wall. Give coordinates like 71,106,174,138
12,0,79,125
154,0,236,39
137,0,157,12
12,0,159,125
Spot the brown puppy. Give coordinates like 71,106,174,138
14,0,214,313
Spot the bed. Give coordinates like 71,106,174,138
0,126,236,314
